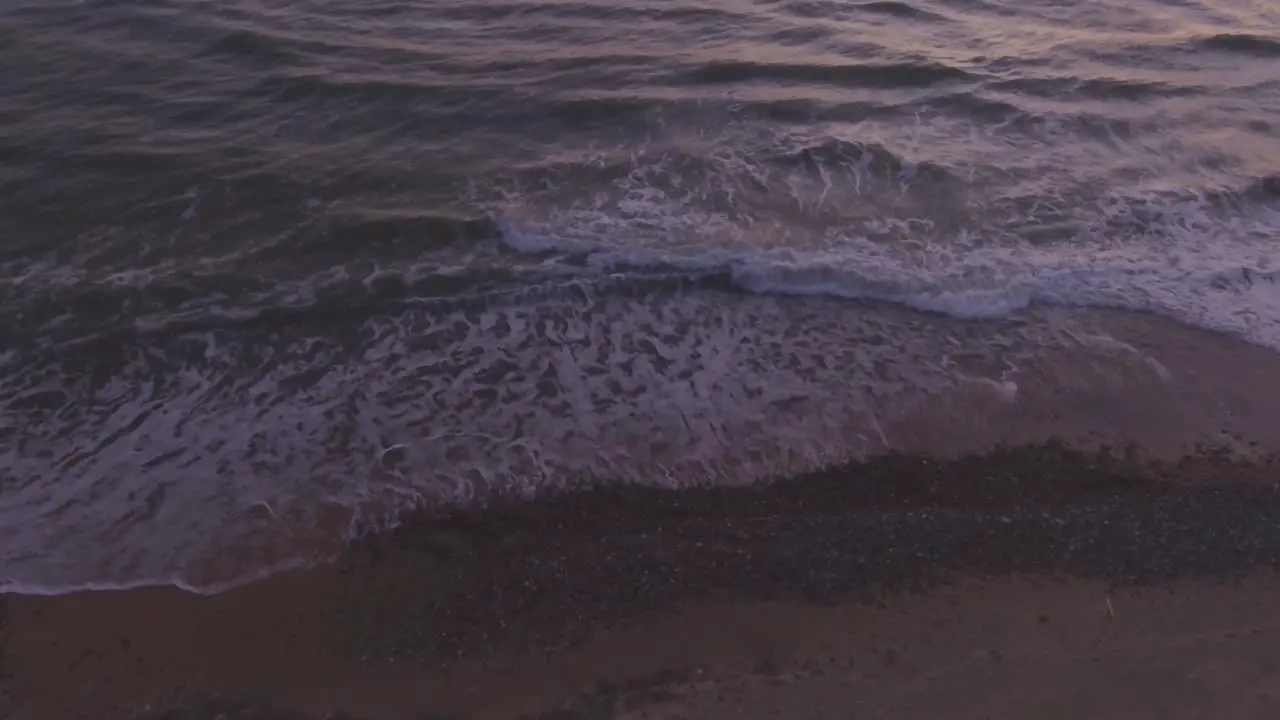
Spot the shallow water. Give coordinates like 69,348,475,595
1,0,1279,592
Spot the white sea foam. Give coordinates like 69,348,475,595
0,556,317,597
0,284,1084,593
497,180,1280,348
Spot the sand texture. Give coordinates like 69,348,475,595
4,445,1280,719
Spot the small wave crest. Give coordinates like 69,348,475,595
675,59,972,89
494,139,1280,348
848,1,947,21
1197,33,1280,58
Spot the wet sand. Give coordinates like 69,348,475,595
4,444,1280,719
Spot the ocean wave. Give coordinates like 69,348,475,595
5,178,1278,351
768,136,962,187
848,1,947,21
1197,33,1280,58
989,75,1203,101
1246,174,1280,201
674,60,972,89
776,0,948,23
499,216,1280,347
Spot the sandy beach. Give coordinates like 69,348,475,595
5,0,1280,714
4,444,1280,719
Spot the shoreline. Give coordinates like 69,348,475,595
11,304,1280,596
5,444,1280,718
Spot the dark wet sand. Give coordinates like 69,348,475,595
4,444,1280,719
